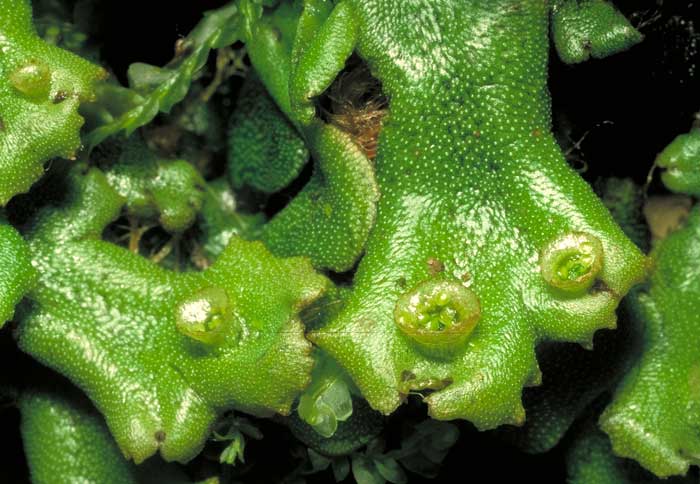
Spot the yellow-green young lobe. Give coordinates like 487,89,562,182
296,352,354,438
0,0,105,204
551,0,643,64
288,397,384,457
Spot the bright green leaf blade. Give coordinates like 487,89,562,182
242,0,301,117
21,384,141,484
288,0,357,125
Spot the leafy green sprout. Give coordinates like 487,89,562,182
212,414,263,466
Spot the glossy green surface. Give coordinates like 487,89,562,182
278,0,648,427
20,383,195,484
21,384,142,484
501,177,649,454
17,166,329,463
601,206,700,477
0,221,36,327
174,286,237,346
288,398,384,457
502,171,700,479
297,351,354,438
2,1,678,481
0,0,104,205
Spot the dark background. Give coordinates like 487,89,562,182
1,0,698,482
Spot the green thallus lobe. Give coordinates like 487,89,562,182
540,232,604,294
18,166,328,463
0,0,105,205
285,0,647,426
394,279,481,358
